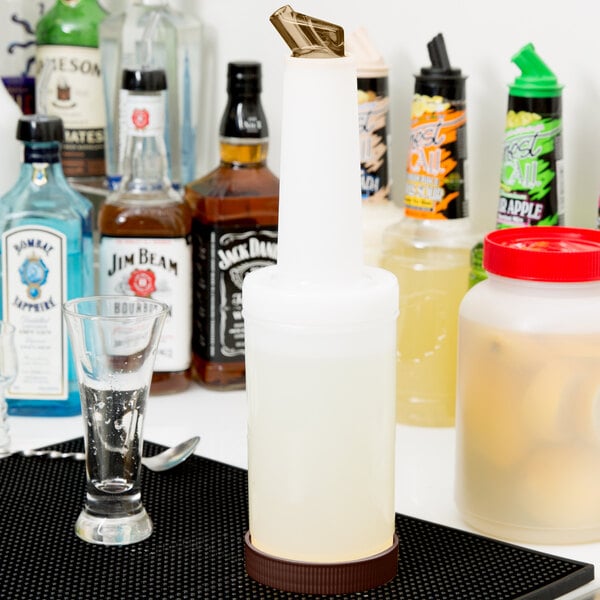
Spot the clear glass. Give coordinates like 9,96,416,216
0,141,94,416
99,0,202,189
0,322,17,456
63,295,168,545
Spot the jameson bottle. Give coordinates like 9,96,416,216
185,62,279,390
0,115,94,416
98,69,192,395
35,0,107,182
380,33,472,427
469,43,564,287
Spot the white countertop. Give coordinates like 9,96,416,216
8,382,600,600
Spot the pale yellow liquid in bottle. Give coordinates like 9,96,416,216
381,220,470,427
246,332,396,563
456,320,600,543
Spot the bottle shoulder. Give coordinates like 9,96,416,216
101,3,201,30
383,216,476,248
185,165,279,225
186,163,279,199
0,176,93,220
461,277,600,333
98,193,192,237
36,0,107,47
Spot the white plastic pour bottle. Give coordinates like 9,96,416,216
242,5,399,596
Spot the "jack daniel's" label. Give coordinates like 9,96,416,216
99,236,192,372
192,223,277,362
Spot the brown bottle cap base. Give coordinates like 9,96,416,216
244,531,399,595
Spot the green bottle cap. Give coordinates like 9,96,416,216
509,43,563,98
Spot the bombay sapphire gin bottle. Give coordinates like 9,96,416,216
0,115,94,416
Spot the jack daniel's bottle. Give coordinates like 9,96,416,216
98,68,192,394
185,62,279,389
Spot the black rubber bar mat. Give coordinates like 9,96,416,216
0,437,593,599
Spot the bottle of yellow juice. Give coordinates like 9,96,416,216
381,33,473,427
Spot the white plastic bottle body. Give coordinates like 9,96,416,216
243,52,398,570
244,268,398,564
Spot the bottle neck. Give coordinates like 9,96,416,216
24,142,61,165
276,56,363,284
59,0,96,7
134,0,169,5
219,138,269,167
120,91,171,192
21,142,66,186
219,90,268,167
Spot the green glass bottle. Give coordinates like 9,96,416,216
35,0,107,182
468,240,485,288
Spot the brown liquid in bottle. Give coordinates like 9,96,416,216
186,142,279,389
98,197,192,394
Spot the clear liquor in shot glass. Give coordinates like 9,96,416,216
63,295,168,545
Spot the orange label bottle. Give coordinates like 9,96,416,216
380,33,472,427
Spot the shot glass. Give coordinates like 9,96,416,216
63,295,168,545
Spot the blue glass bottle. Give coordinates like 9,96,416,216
0,115,94,416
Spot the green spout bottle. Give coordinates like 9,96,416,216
469,43,564,287
498,42,564,228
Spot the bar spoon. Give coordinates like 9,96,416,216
16,435,201,472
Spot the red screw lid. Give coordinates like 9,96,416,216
483,227,600,282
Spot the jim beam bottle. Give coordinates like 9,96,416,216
98,68,192,394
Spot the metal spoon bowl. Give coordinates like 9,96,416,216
142,436,200,472
17,435,201,472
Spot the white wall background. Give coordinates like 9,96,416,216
31,1,600,232
179,0,600,234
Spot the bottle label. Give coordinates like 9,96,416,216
124,92,165,138
405,94,467,219
2,225,68,400
497,110,564,227
35,44,106,177
98,236,192,372
358,77,391,203
192,223,277,363
115,91,166,179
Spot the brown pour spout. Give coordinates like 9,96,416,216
270,5,344,58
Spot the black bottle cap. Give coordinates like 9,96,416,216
121,69,167,92
415,33,466,100
227,62,262,95
16,115,64,143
